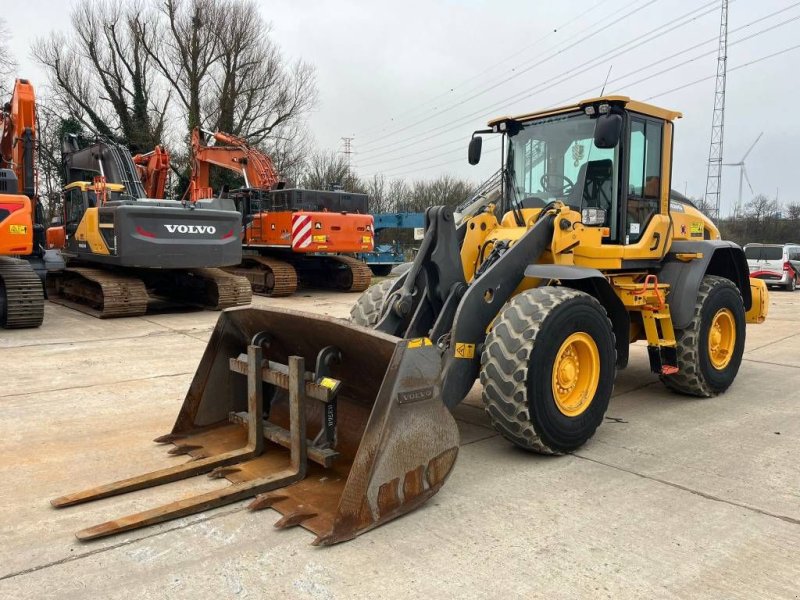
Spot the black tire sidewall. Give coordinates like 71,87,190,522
697,282,746,393
526,297,615,451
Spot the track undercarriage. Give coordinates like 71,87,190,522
0,256,45,328
226,252,372,297
46,264,252,318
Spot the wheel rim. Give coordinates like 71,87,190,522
551,332,600,417
708,308,736,370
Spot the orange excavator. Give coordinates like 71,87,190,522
189,128,374,296
0,79,45,328
132,145,170,199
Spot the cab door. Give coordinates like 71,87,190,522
624,116,663,245
64,188,88,250
620,115,671,260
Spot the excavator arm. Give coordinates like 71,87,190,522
189,128,281,201
132,146,170,199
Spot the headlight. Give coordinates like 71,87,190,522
582,208,606,226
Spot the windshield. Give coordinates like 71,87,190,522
507,111,619,235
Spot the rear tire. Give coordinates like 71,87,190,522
787,276,796,292
660,275,746,397
349,279,396,327
480,287,616,454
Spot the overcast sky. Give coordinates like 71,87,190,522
5,0,800,215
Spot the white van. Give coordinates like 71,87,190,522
744,243,800,291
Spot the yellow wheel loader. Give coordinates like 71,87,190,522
53,96,768,544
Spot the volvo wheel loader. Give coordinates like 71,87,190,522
54,96,768,545
45,137,251,317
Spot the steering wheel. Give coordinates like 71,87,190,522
539,173,574,196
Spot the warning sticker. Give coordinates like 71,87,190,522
454,343,475,359
690,222,704,237
319,377,339,390
9,224,28,235
408,337,433,349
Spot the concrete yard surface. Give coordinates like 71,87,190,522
1,289,799,599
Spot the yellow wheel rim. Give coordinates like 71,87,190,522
708,308,736,370
551,332,600,417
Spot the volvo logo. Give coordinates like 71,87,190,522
164,224,217,234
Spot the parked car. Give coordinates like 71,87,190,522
744,243,800,291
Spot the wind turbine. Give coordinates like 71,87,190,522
723,132,763,217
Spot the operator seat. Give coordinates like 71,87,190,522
566,159,613,214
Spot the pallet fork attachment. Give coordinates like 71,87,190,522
52,308,460,545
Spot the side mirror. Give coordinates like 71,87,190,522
468,136,483,165
594,113,623,149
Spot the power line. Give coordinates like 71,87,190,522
363,33,800,180
350,0,624,136
350,0,619,139
357,0,661,149
644,42,800,101
358,7,800,176
357,0,728,157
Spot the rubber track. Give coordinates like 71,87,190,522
47,268,149,318
188,268,253,309
659,275,742,397
349,279,396,326
0,257,44,328
226,256,298,297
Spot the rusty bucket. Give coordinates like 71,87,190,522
52,307,460,545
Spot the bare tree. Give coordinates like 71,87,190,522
745,194,778,222
134,0,316,147
786,202,800,222
36,104,84,222
0,19,16,98
33,0,168,152
134,0,220,134
301,151,362,192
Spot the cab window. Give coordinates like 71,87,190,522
65,189,87,235
626,117,662,244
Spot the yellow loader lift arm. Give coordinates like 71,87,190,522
54,95,767,545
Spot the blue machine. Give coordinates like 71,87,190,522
360,212,425,276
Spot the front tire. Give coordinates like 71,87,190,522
480,287,616,454
349,279,396,327
660,275,746,397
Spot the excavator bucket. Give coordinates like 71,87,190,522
52,307,460,545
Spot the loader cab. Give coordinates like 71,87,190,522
476,96,679,251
